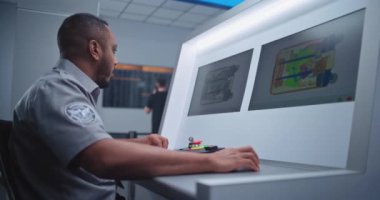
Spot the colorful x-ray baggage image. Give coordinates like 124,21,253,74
200,65,239,105
271,35,342,95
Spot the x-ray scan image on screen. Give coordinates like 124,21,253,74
200,64,238,105
189,49,253,116
270,35,341,95
249,9,364,110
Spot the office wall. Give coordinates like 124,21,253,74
0,2,16,120
98,17,191,133
10,0,98,110
5,0,190,132
11,10,63,109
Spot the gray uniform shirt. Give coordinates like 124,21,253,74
9,59,115,199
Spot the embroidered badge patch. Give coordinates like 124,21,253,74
65,103,96,125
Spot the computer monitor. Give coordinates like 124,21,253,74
188,49,253,116
163,1,374,169
249,9,364,110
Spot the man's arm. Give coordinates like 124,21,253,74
144,94,153,114
72,138,260,180
117,134,168,148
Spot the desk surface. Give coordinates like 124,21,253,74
135,160,342,200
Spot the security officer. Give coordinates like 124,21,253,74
9,13,260,200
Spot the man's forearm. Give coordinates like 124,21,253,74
117,134,168,148
76,138,259,180
117,138,147,145
80,139,214,179
111,145,215,179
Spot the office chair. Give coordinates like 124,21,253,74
0,120,16,200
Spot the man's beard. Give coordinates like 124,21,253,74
96,60,112,88
98,80,109,88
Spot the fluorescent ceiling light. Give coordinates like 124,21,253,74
176,0,244,9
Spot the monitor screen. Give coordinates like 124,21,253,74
249,9,365,110
189,49,253,116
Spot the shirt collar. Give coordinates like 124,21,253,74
55,58,100,102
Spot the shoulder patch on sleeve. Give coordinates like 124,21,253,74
65,103,96,125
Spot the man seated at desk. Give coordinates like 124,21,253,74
8,13,260,200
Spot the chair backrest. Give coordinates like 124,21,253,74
0,120,16,200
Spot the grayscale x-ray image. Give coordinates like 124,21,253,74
188,49,253,116
249,9,364,110
200,65,238,105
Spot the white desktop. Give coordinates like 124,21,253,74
136,0,380,199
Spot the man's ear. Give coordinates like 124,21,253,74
88,40,101,61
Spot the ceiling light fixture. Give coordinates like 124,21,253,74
176,0,244,9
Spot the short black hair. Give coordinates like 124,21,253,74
57,13,109,58
156,78,166,87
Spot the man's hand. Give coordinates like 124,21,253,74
210,146,260,172
142,134,169,149
144,106,151,114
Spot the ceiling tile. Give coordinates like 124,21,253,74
211,10,225,17
0,0,17,3
171,21,197,29
98,0,228,30
188,4,223,15
100,0,128,12
100,8,122,18
146,17,172,25
178,12,208,23
162,0,194,11
124,3,156,15
110,0,132,2
131,0,165,6
120,13,147,21
152,8,183,20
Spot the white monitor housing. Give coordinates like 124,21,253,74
159,0,380,199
